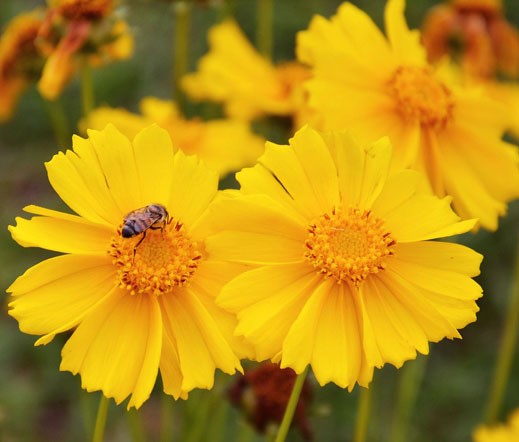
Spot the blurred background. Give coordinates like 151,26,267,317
0,0,518,441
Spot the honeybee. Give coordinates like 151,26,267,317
122,203,171,253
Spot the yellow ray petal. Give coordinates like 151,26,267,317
132,124,175,207
8,254,116,342
381,194,477,241
85,124,143,215
394,241,483,277
160,290,240,392
61,291,162,409
359,277,420,369
168,152,218,229
309,283,363,390
257,126,340,219
9,211,112,254
160,328,188,400
384,0,426,65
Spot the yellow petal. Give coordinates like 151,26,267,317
384,0,426,65
60,291,162,409
160,328,188,400
160,289,241,392
168,151,218,229
8,255,115,343
85,124,143,215
394,241,483,277
380,193,477,241
130,124,175,207
204,194,306,265
9,209,112,254
281,279,334,375
359,277,420,369
254,126,339,219
229,267,321,362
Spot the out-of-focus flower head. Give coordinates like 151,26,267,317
297,0,519,231
81,97,264,177
422,0,519,79
473,408,519,441
181,19,312,128
37,0,133,100
0,9,46,121
228,362,313,440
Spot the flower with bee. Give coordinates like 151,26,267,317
7,124,250,408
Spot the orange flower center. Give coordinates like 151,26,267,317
58,0,113,20
387,66,455,129
109,220,202,296
304,207,395,285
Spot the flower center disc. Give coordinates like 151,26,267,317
387,66,455,129
304,208,395,285
110,220,202,296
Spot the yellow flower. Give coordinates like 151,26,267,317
181,19,311,125
297,0,519,230
0,10,45,121
473,409,519,442
7,124,247,408
37,0,133,100
207,125,483,389
81,97,264,176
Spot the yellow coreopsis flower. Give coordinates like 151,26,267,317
82,97,264,176
37,0,133,100
473,409,519,442
181,19,311,126
7,124,248,408
0,9,45,121
207,125,483,389
297,0,519,230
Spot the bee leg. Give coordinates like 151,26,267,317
133,231,147,258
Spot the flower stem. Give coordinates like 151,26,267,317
484,238,519,424
160,393,174,442
388,355,428,442
172,1,191,110
44,98,70,148
274,366,309,442
353,387,372,442
256,0,273,59
92,395,109,442
127,409,146,442
80,58,95,117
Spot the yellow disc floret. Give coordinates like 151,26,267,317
110,220,202,296
304,207,395,285
387,66,455,130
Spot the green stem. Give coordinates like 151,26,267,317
172,1,191,109
274,366,309,442
159,394,174,442
353,387,372,442
484,239,519,424
127,409,146,442
80,58,95,117
389,355,428,442
92,395,109,442
256,0,273,59
44,98,70,147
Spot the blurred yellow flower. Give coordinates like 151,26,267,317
181,19,311,127
297,0,519,230
208,125,483,389
473,409,519,442
0,9,45,121
37,0,133,100
8,124,248,408
82,97,264,176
